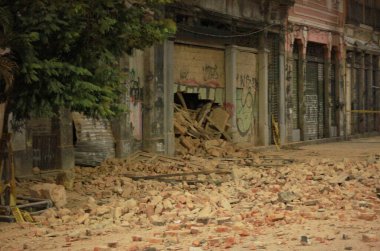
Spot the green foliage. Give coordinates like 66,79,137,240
0,0,176,121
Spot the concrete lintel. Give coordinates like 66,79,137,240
228,45,259,53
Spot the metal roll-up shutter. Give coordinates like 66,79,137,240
305,61,319,140
317,63,325,138
330,60,337,127
267,33,280,143
32,134,58,170
305,43,324,140
352,59,360,134
292,51,299,129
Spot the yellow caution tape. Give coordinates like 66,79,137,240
272,115,281,150
11,207,35,223
21,211,35,223
11,207,25,223
348,110,380,114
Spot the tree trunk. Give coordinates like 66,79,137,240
0,102,6,139
0,101,12,206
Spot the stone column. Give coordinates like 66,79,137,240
337,49,345,137
112,54,130,158
298,42,307,141
258,34,269,146
142,47,155,151
54,109,74,169
143,41,174,155
112,112,129,158
163,40,175,155
279,36,286,144
225,45,238,141
346,52,354,136
324,47,332,138
359,51,365,133
367,54,373,131
376,57,379,132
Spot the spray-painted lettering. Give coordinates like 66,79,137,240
236,74,257,137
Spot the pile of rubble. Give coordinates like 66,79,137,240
11,153,379,250
174,100,234,156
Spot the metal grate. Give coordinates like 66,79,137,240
267,33,280,143
317,63,325,139
305,62,319,140
305,42,325,140
331,59,337,127
292,56,299,129
32,135,58,170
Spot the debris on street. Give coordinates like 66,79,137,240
0,140,380,250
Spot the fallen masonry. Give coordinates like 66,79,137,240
1,147,380,250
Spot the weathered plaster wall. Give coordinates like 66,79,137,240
235,50,258,143
173,44,225,88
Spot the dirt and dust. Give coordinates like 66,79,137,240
0,137,379,251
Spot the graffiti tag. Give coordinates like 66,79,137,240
236,74,258,137
203,64,219,81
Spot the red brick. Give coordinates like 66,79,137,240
224,236,236,248
192,240,201,247
208,238,222,247
167,224,182,230
362,234,379,242
93,247,110,251
164,231,178,237
132,236,142,242
147,238,163,244
215,226,230,233
358,213,377,221
146,204,155,217
238,230,250,237
176,195,187,204
190,227,202,234
126,244,140,251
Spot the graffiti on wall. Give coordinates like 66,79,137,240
126,70,143,141
202,64,220,87
176,64,222,88
174,44,225,88
236,74,258,137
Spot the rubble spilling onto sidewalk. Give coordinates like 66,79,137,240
173,97,235,156
6,152,379,250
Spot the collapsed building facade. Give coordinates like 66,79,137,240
10,0,380,174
